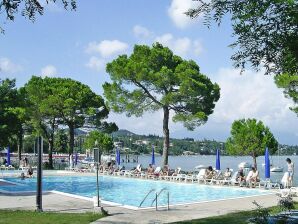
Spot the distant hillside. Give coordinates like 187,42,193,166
112,129,137,137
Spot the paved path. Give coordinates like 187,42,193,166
0,192,94,213
0,191,287,223
93,194,281,224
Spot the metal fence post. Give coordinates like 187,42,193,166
167,192,169,210
36,136,43,212
155,193,158,211
96,162,100,207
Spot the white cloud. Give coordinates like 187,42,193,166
0,57,22,74
193,40,203,56
155,33,203,57
131,25,204,57
211,68,293,125
86,40,129,58
86,57,106,72
41,65,57,77
198,67,298,144
168,0,199,29
133,25,153,39
155,33,173,46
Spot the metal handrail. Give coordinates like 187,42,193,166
151,187,170,211
151,187,167,206
139,189,156,208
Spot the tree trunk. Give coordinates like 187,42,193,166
69,124,74,156
48,121,55,169
17,127,23,163
48,138,54,169
253,153,257,169
162,106,170,166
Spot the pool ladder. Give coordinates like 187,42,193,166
139,187,170,211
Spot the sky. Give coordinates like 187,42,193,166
0,0,297,145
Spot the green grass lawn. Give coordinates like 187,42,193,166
176,210,255,224
175,202,298,224
0,210,103,224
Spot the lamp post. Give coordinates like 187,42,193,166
36,136,43,212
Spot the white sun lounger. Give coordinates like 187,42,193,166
184,174,197,183
148,167,161,179
0,165,6,170
162,167,182,181
197,169,206,184
277,187,298,198
7,165,15,170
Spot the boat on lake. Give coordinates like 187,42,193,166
238,161,252,169
270,166,284,172
270,147,284,173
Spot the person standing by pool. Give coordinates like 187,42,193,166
286,158,294,187
69,154,73,168
27,165,34,178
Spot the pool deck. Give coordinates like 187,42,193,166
0,170,296,223
0,191,294,223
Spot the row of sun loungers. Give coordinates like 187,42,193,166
64,164,284,189
104,166,280,189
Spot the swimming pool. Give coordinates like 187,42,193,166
0,176,271,208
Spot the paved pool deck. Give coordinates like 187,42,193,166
1,190,294,223
0,170,296,223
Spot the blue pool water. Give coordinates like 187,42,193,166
0,176,270,207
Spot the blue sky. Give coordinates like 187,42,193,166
0,0,297,145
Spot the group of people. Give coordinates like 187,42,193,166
226,158,294,187
85,157,295,188
20,166,34,180
99,161,122,174
125,164,183,178
132,164,171,176
235,167,260,187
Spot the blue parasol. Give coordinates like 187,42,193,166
7,146,10,166
216,149,220,170
265,147,270,179
117,148,121,166
151,145,155,165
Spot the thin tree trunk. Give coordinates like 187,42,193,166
162,106,170,166
48,138,54,169
69,124,74,156
17,126,23,163
48,121,55,169
253,153,257,169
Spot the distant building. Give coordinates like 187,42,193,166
134,140,149,145
114,141,124,148
182,151,195,155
